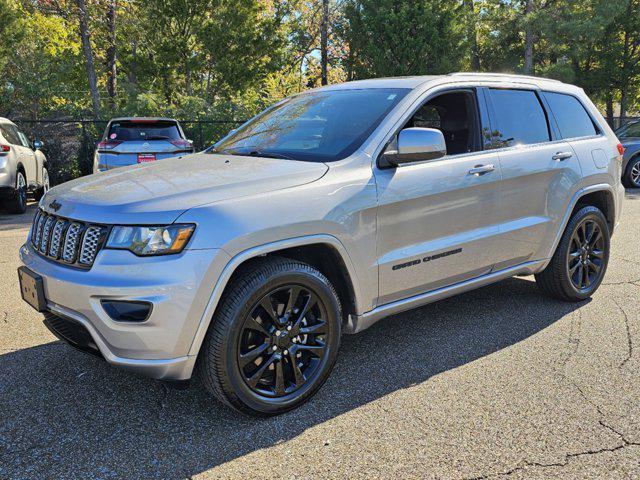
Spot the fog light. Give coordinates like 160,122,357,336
101,300,152,322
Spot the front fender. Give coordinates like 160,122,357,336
185,234,364,358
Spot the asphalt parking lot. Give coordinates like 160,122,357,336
1,191,639,480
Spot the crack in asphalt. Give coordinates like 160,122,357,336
612,298,634,369
602,278,640,286
464,306,638,480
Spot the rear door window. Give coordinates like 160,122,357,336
488,89,551,148
544,92,598,139
108,121,182,141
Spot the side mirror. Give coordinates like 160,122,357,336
33,140,44,150
382,127,447,166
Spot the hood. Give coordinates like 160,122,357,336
42,153,328,224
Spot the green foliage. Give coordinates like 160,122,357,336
343,0,464,78
0,0,638,121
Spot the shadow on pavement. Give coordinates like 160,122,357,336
0,275,585,479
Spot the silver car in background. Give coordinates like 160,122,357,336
93,117,194,172
0,117,49,213
616,120,640,188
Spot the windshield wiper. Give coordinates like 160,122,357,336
210,147,299,161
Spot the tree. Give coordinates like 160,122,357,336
75,0,101,118
106,0,117,110
464,0,481,71
343,0,463,78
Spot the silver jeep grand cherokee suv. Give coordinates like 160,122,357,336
18,73,625,415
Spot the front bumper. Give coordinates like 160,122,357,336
20,241,227,380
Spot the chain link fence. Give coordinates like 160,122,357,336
15,119,245,186
12,116,639,187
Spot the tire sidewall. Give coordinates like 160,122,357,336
15,171,27,212
221,269,341,414
559,207,610,300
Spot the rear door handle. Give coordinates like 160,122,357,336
552,151,573,161
468,164,495,175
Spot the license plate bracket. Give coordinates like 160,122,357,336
18,266,47,312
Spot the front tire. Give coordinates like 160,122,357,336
5,171,27,214
535,206,610,301
198,257,342,415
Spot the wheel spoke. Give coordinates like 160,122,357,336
239,342,269,367
569,250,581,260
580,221,588,244
588,261,601,274
569,262,580,276
293,293,318,328
583,263,591,288
288,349,305,387
246,317,269,336
575,264,584,288
274,357,285,395
285,286,302,315
259,296,279,326
591,249,604,259
300,320,327,335
246,354,276,388
297,343,325,359
589,230,602,248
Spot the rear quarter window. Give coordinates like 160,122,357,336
0,124,22,145
488,89,551,148
544,92,598,139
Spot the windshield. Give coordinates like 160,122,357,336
210,88,410,162
617,121,640,139
107,120,182,141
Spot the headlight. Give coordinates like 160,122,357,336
105,224,195,256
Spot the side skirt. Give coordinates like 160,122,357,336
345,259,548,334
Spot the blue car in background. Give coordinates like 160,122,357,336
616,119,640,188
93,117,195,172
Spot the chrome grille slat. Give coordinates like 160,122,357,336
78,226,103,265
31,209,106,269
48,219,67,258
62,223,82,263
40,216,55,253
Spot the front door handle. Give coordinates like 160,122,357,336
552,151,573,161
468,164,495,175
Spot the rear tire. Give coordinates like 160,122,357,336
197,257,342,416
535,206,610,301
5,171,27,214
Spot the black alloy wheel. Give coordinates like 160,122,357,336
237,285,329,398
566,218,605,292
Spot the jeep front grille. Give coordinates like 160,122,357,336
30,209,108,269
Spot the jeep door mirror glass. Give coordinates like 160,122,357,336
383,127,447,166
33,140,43,150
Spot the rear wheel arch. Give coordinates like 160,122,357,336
571,188,615,233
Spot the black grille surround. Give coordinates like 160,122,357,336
30,209,109,270
43,311,104,359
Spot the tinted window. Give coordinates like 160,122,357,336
108,121,182,141
545,92,597,139
617,121,640,139
17,131,31,148
211,88,409,162
0,124,21,145
489,89,550,147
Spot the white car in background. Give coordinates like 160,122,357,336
0,117,49,214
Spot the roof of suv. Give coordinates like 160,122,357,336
318,72,568,91
107,117,180,123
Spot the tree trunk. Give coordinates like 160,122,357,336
523,0,535,74
106,0,117,111
128,39,138,86
320,0,329,85
606,95,614,128
464,0,480,70
620,88,628,122
76,0,101,118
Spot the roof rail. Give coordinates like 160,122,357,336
447,72,562,83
